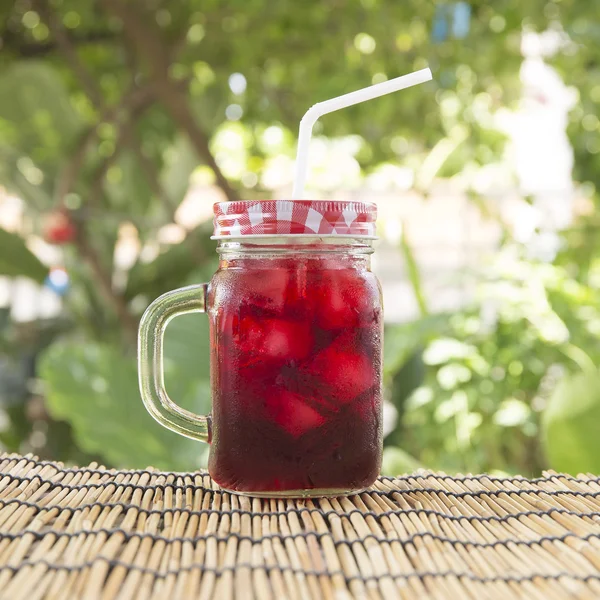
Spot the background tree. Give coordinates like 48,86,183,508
0,0,599,474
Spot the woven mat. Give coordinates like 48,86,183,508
0,455,599,600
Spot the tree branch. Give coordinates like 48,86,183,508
123,124,179,215
34,0,163,194
1,29,117,58
34,1,139,343
35,2,209,340
37,0,189,221
85,97,153,209
100,0,241,203
56,85,155,206
33,1,103,105
75,232,138,344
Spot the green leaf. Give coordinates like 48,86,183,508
0,146,54,210
399,224,428,317
542,370,600,474
160,135,199,204
40,329,211,470
103,151,154,214
384,313,450,376
0,61,82,162
125,225,216,302
493,398,531,428
0,227,48,283
164,310,211,397
381,447,423,476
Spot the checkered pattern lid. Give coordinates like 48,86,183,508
212,200,377,239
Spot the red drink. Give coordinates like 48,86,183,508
208,250,383,495
138,200,382,498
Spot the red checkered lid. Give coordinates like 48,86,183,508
212,200,377,239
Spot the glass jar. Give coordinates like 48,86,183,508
138,200,383,497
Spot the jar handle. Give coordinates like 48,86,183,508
138,283,210,443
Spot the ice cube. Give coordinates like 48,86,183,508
237,317,313,363
312,269,376,330
218,309,239,339
265,388,326,437
304,334,375,403
244,268,291,314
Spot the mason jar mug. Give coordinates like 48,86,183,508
138,200,383,497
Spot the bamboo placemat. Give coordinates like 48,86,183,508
0,454,599,599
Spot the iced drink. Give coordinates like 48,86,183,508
208,251,382,495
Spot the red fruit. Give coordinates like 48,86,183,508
237,317,313,364
44,212,76,245
265,388,326,437
304,334,374,403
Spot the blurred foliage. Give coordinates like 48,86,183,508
0,0,599,474
40,311,211,470
382,446,423,475
542,369,600,475
385,245,600,476
0,226,48,282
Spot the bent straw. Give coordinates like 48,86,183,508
292,67,433,199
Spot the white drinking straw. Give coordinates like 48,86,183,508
291,67,433,199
